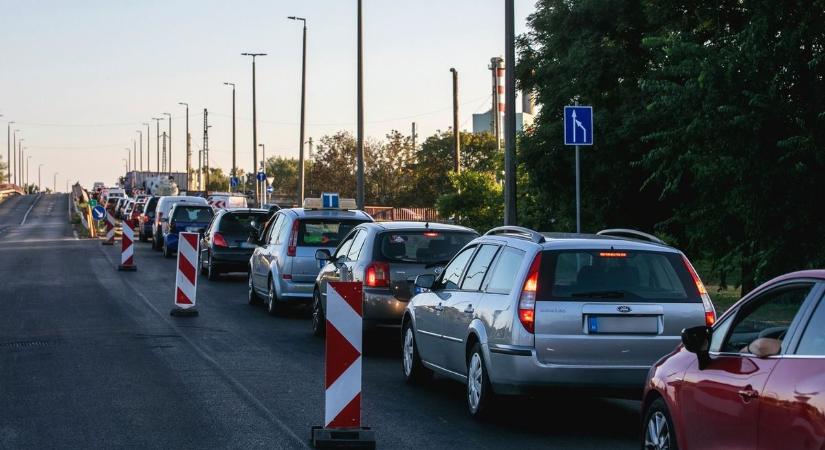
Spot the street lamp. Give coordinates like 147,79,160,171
241,52,267,205
38,163,43,193
152,117,162,174
178,102,189,189
288,16,308,204
26,155,31,190
53,172,58,193
163,112,172,173
17,137,24,187
136,130,143,171
356,0,365,209
12,129,19,185
5,120,13,184
143,122,151,172
258,143,266,204
223,82,236,190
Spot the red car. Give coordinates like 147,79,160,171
642,270,825,450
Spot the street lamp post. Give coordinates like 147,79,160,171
504,0,517,225
26,155,31,190
356,0,365,210
258,143,266,204
241,52,267,205
53,172,58,193
136,130,143,171
152,118,162,174
12,129,19,185
163,112,172,174
143,122,151,173
288,16,308,205
17,137,24,187
125,148,131,173
223,82,236,191
38,164,43,193
5,120,12,184
179,102,190,189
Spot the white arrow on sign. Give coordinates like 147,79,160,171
571,109,587,143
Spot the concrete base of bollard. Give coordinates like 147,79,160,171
311,426,375,449
170,307,199,317
118,264,137,271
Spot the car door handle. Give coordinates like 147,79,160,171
435,303,443,312
464,304,474,314
738,387,759,402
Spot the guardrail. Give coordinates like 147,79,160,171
364,206,439,222
0,184,25,200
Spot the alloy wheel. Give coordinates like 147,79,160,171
468,353,483,413
644,411,671,450
403,328,414,376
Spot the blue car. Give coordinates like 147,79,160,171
162,204,215,258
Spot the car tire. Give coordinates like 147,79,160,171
200,253,208,276
162,240,172,258
402,320,432,384
642,397,679,450
312,290,326,337
266,278,282,316
467,342,494,420
207,255,220,281
248,272,260,305
152,230,161,250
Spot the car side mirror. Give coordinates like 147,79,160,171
315,249,331,261
681,326,712,369
414,274,436,290
748,338,781,358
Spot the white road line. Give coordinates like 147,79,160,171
20,194,43,226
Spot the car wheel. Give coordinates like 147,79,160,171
266,278,281,316
162,241,172,258
200,252,208,275
467,342,494,419
248,272,260,305
402,320,432,384
643,398,678,450
312,290,326,337
207,255,220,281
152,231,161,250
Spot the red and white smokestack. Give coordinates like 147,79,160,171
490,56,505,147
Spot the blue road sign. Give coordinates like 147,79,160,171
230,176,240,188
92,205,106,221
266,185,273,194
256,172,266,182
321,192,340,209
564,106,593,146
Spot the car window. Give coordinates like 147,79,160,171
485,247,526,294
376,231,477,264
274,216,291,245
720,284,813,355
299,219,366,248
218,212,266,235
461,244,499,291
173,206,213,222
795,296,825,356
440,246,476,290
335,233,357,260
347,230,368,261
266,214,285,244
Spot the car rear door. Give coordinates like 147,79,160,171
680,282,815,449
291,218,366,284
533,249,706,368
757,282,825,450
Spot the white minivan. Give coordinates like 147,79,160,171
151,196,209,250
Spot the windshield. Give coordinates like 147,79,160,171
298,219,367,248
172,207,213,223
538,250,700,303
377,231,476,264
218,212,267,235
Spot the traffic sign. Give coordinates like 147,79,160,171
89,199,98,208
256,172,266,182
92,205,106,221
230,177,240,188
321,192,340,209
564,106,593,145
266,185,274,194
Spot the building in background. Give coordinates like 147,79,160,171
473,88,536,134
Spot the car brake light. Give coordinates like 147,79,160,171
423,231,440,237
287,219,300,256
518,252,542,334
213,232,228,248
365,261,390,288
599,251,627,258
682,254,716,326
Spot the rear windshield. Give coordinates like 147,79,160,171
299,220,367,248
145,197,159,214
218,212,267,234
376,231,477,264
172,206,213,223
537,250,700,303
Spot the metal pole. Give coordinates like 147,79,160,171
575,145,581,233
179,102,190,189
411,122,416,150
224,82,237,191
26,154,30,188
17,138,23,187
503,0,517,225
137,130,143,172
289,16,308,205
5,121,12,184
10,128,16,185
38,164,43,193
163,112,171,174
152,118,162,174
450,68,461,173
144,123,150,173
259,143,266,204
356,0,365,209
53,172,58,193
242,53,266,204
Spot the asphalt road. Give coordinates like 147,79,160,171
0,194,641,449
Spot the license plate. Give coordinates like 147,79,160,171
588,316,659,334
185,227,201,232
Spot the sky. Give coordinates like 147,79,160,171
1,0,537,191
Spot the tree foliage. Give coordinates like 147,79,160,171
436,170,504,233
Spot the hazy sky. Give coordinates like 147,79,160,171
1,1,536,190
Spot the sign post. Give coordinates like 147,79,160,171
563,105,593,234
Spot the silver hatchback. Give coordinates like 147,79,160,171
401,226,716,418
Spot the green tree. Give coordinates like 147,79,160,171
366,130,416,205
265,156,299,196
436,170,503,233
0,157,6,184
307,132,357,198
204,167,229,192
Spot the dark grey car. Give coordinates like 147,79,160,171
199,208,268,280
313,222,478,336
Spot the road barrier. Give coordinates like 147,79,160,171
102,212,115,245
118,220,137,271
170,232,199,317
311,281,375,449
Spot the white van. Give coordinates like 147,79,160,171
207,192,248,211
151,195,209,250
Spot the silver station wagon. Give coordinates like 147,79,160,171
401,226,716,418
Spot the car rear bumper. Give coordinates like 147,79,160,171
486,346,649,395
363,289,407,325
210,249,253,271
277,278,313,301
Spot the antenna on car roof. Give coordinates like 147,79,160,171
425,221,429,229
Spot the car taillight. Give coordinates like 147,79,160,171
518,252,542,334
287,219,300,256
213,232,228,248
365,261,390,288
682,254,716,326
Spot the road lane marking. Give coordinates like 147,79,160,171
20,194,43,226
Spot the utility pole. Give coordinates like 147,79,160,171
179,102,190,189
38,164,43,193
152,118,162,174
5,120,12,184
223,82,237,190
132,140,137,177
411,122,417,150
17,138,23,186
241,52,266,205
203,109,210,192
161,132,167,173
450,68,461,173
163,112,172,173
53,172,58,193
503,0,517,225
12,130,19,185
259,143,266,204
136,130,143,171
143,122,151,172
26,155,30,188
356,0,365,209
289,16,308,205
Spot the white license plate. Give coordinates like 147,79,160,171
588,316,659,334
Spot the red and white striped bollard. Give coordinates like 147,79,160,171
170,232,199,317
117,219,137,271
102,211,115,245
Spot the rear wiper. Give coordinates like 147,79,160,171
571,290,626,298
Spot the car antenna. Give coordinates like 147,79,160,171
425,221,429,229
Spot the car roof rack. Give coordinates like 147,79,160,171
484,226,546,243
596,228,666,245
